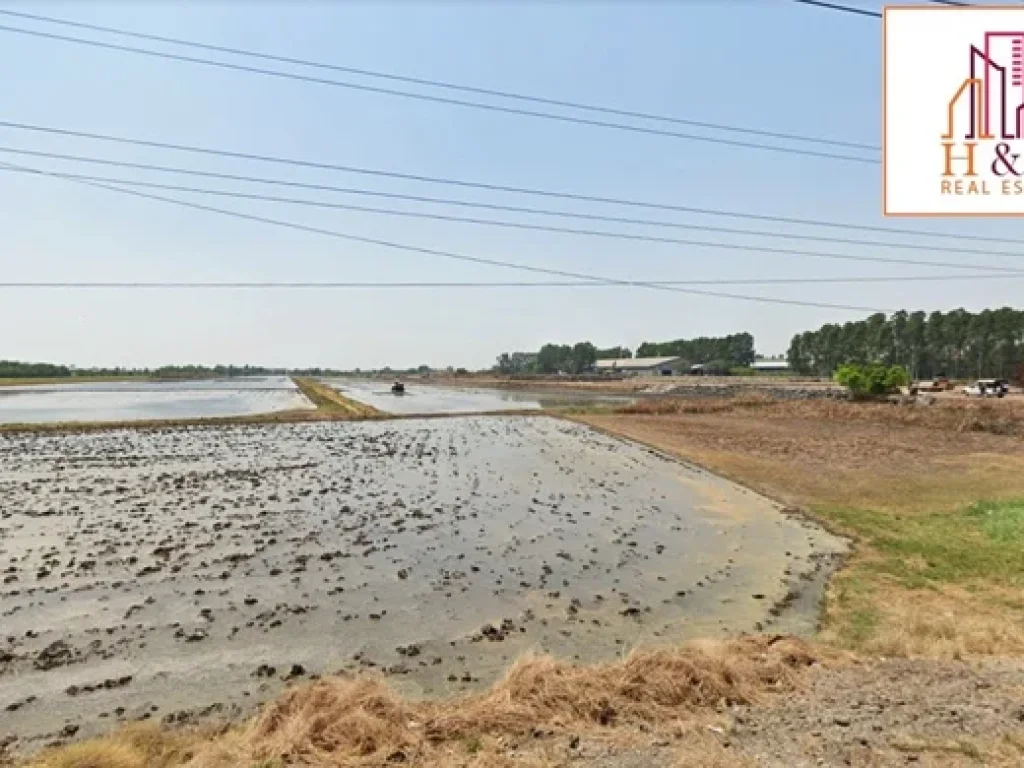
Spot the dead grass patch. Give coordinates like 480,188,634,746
23,637,821,768
614,394,773,416
826,579,1024,658
609,395,1024,438
196,635,817,767
28,724,207,768
671,723,756,768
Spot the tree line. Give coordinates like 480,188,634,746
635,333,756,369
0,360,347,379
496,343,637,375
787,308,1024,380
495,334,755,375
0,360,75,378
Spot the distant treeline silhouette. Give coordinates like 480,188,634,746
0,361,345,379
787,308,1024,380
495,334,756,375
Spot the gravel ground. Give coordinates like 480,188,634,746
724,657,1024,766
454,658,1024,767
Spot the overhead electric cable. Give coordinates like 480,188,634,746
0,23,878,164
0,274,1017,289
0,159,897,312
5,164,1024,266
3,121,1011,245
789,0,881,18
0,8,879,152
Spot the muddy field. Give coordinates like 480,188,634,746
0,416,843,754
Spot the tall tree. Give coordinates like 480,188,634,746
595,346,632,359
788,308,1024,379
569,342,598,374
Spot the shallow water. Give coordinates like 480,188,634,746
0,416,845,751
324,377,635,414
0,376,311,424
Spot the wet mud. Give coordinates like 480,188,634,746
0,416,845,753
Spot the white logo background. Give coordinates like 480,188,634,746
884,6,1024,216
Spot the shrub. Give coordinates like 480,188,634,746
835,363,909,397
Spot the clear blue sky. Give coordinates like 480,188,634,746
1,0,1020,370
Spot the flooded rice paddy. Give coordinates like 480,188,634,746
324,378,635,414
0,416,845,751
0,376,312,424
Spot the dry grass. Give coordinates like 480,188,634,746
27,724,207,768
194,635,816,767
671,724,756,768
614,394,775,416
21,637,820,768
771,397,1024,438
613,394,1024,438
826,580,1024,659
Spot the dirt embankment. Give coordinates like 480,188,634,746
290,377,380,417
419,373,839,395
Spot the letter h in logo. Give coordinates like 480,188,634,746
941,77,990,177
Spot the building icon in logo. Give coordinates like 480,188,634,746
946,32,1024,142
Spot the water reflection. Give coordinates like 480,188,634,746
323,378,635,415
0,376,311,424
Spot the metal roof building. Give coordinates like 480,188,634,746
750,358,791,371
593,357,683,374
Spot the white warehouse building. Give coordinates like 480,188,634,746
592,357,684,376
750,357,791,372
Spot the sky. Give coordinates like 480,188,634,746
1,0,1022,370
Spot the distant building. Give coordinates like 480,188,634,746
750,357,791,372
593,356,683,376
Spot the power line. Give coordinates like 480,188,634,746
2,120,1009,246
791,0,975,18
0,8,879,153
0,274,1017,289
0,24,879,165
0,159,895,312
6,164,1024,269
789,0,881,18
9,146,880,242
2,145,1015,258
